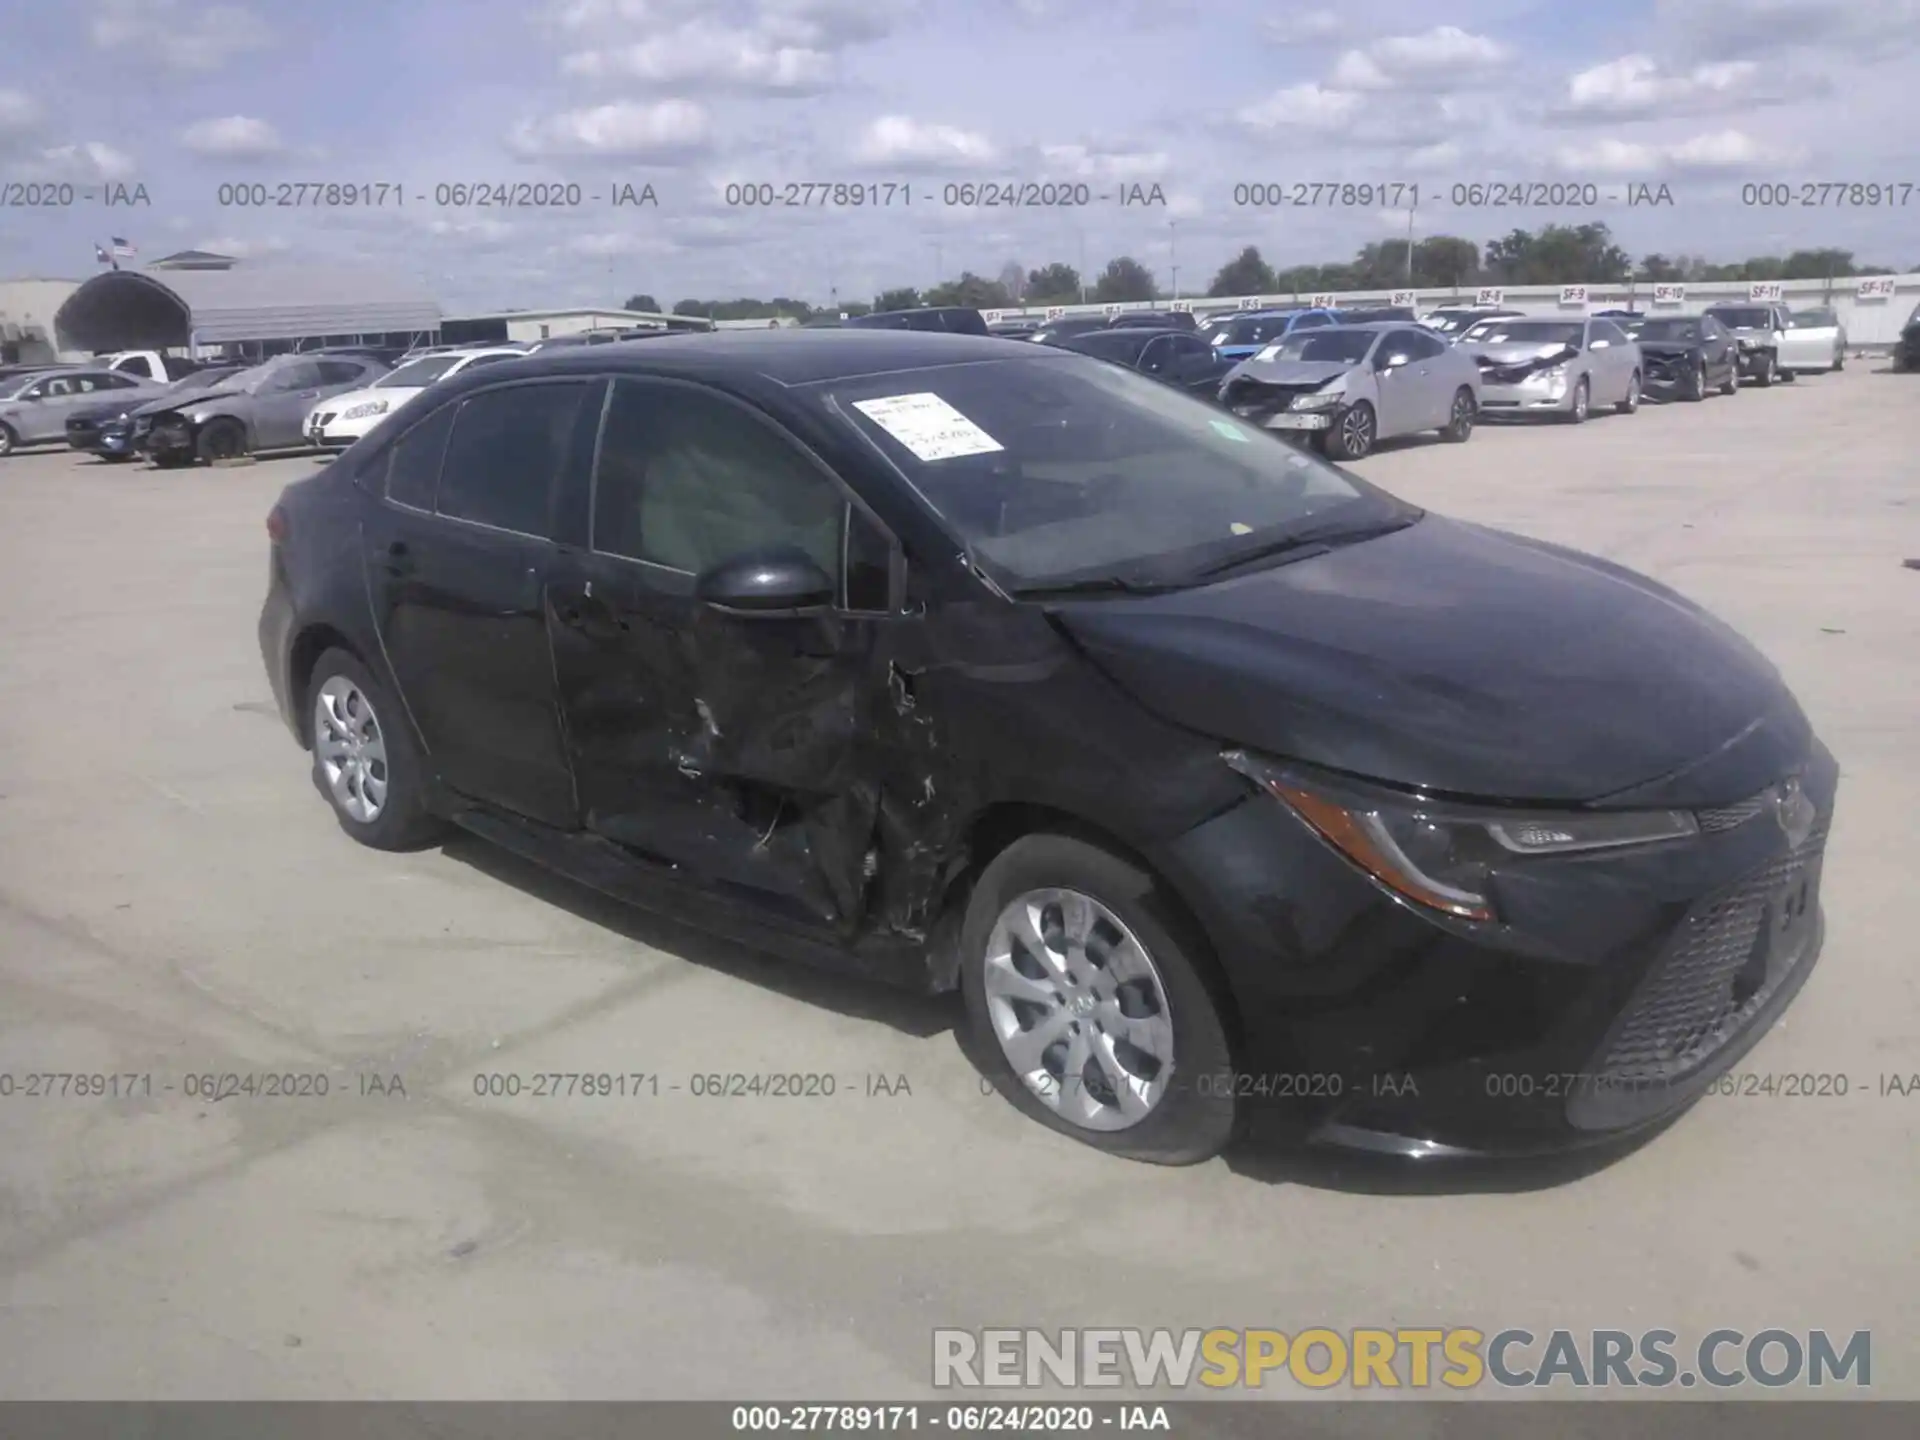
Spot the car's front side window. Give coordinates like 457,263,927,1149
590,378,846,581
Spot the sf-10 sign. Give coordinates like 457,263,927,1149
1652,284,1686,305
1045,306,1067,320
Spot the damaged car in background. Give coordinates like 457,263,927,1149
66,363,247,461
1626,315,1739,402
260,330,1837,1167
139,353,388,466
1218,322,1479,460
1701,302,1792,387
1464,316,1642,423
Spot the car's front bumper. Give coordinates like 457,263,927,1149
1147,739,1840,1158
1476,379,1573,415
1640,354,1703,394
305,410,381,450
257,560,301,744
1733,348,1774,376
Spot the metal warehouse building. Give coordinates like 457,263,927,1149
52,261,442,357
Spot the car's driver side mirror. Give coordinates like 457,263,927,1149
694,548,835,615
1379,351,1411,369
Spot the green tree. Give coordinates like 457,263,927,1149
840,300,873,316
1091,256,1156,303
1025,262,1082,304
1414,235,1479,287
672,299,713,317
1781,249,1854,279
1636,254,1683,282
873,287,922,312
1483,223,1630,284
996,261,1027,302
927,271,1014,308
1208,246,1274,298
623,293,662,313
1271,264,1319,295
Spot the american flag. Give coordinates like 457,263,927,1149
110,237,137,258
94,244,112,265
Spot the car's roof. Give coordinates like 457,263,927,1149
1299,320,1399,333
1064,327,1188,342
458,328,1055,388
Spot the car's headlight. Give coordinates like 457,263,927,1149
1224,751,1697,922
1290,387,1343,409
342,400,388,420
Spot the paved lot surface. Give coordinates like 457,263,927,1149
1,366,1916,1405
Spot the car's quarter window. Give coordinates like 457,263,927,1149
1403,329,1448,360
261,361,325,392
383,403,458,511
1592,321,1629,346
315,360,368,385
590,378,845,580
116,356,154,379
1172,335,1211,360
436,381,594,538
1138,337,1175,373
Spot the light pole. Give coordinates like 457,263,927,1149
1078,231,1088,304
1169,220,1179,301
1404,201,1416,285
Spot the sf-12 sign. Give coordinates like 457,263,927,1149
1748,281,1784,301
1389,290,1416,307
1857,276,1897,299
1238,295,1265,309
1559,285,1589,306
1652,284,1686,305
1308,293,1337,309
1475,287,1504,306
1045,306,1067,320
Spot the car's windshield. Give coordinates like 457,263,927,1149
1217,315,1295,345
1063,331,1153,362
1634,319,1700,341
166,366,243,395
1791,310,1834,327
1709,307,1772,329
1267,329,1377,363
821,355,1409,591
1468,321,1582,345
377,355,466,388
1422,312,1480,333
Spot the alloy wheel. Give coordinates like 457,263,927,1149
1570,380,1589,421
1451,391,1474,436
1340,404,1374,456
313,675,389,823
981,888,1175,1132
0,424,14,457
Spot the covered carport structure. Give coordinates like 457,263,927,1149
53,266,442,355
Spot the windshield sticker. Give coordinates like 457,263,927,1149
852,393,1004,462
1230,522,1254,535
1209,418,1251,443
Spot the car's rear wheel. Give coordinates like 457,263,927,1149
1562,377,1590,423
196,418,247,463
1781,367,1798,383
1616,371,1641,414
1324,400,1376,459
959,834,1237,1165
1439,387,1475,442
0,423,17,457
151,453,191,469
305,648,444,851
1832,351,1844,372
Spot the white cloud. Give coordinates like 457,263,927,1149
0,90,41,142
1406,140,1463,170
1556,54,1768,120
90,0,271,72
1328,25,1511,90
1552,129,1803,175
1264,10,1340,43
1237,83,1361,131
179,115,284,159
508,100,713,160
1038,143,1169,182
192,234,292,258
1658,0,1920,61
6,142,138,182
851,115,997,168
565,231,679,258
562,24,835,90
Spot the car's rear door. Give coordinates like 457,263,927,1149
249,360,328,448
366,377,603,826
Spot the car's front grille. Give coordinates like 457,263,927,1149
66,420,99,436
313,412,336,427
1643,353,1687,380
1221,380,1326,418
1697,791,1770,833
1593,827,1826,1084
1477,361,1538,385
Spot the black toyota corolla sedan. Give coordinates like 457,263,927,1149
258,331,1836,1166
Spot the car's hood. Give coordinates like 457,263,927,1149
1635,340,1702,357
1051,514,1809,805
147,388,249,417
1470,341,1579,365
318,385,419,413
1223,358,1353,387
1715,323,1776,339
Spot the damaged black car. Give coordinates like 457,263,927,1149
1632,315,1740,401
259,331,1836,1167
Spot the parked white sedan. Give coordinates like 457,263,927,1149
305,348,526,449
1780,307,1847,375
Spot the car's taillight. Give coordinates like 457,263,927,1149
265,505,288,544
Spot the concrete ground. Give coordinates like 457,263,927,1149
0,364,1915,1405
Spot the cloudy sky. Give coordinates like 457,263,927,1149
2,0,1917,313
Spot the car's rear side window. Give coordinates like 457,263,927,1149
384,404,456,511
436,381,595,538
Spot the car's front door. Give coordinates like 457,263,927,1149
1163,333,1230,394
249,360,328,448
544,375,910,933
1700,317,1733,380
1369,329,1426,437
366,378,602,826
1399,328,1453,426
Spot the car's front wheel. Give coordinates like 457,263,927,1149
305,647,444,851
1754,352,1776,386
1684,359,1707,401
1324,400,1376,459
1719,364,1738,396
0,423,17,458
960,834,1237,1165
1440,387,1475,442
196,418,248,463
1616,370,1641,414
1562,377,1591,423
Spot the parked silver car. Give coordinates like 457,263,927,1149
1701,302,1792,386
1217,321,1481,460
138,354,388,466
1462,316,1642,422
0,367,170,455
1781,307,1847,374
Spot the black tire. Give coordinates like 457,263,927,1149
959,833,1237,1165
1832,353,1844,372
1719,365,1738,396
304,647,445,851
1754,352,1776,387
1684,359,1707,402
1324,400,1376,459
1781,367,1798,383
1615,370,1641,414
196,417,247,463
0,423,17,458
1439,386,1475,442
150,452,192,469
1561,377,1590,423
98,452,133,463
